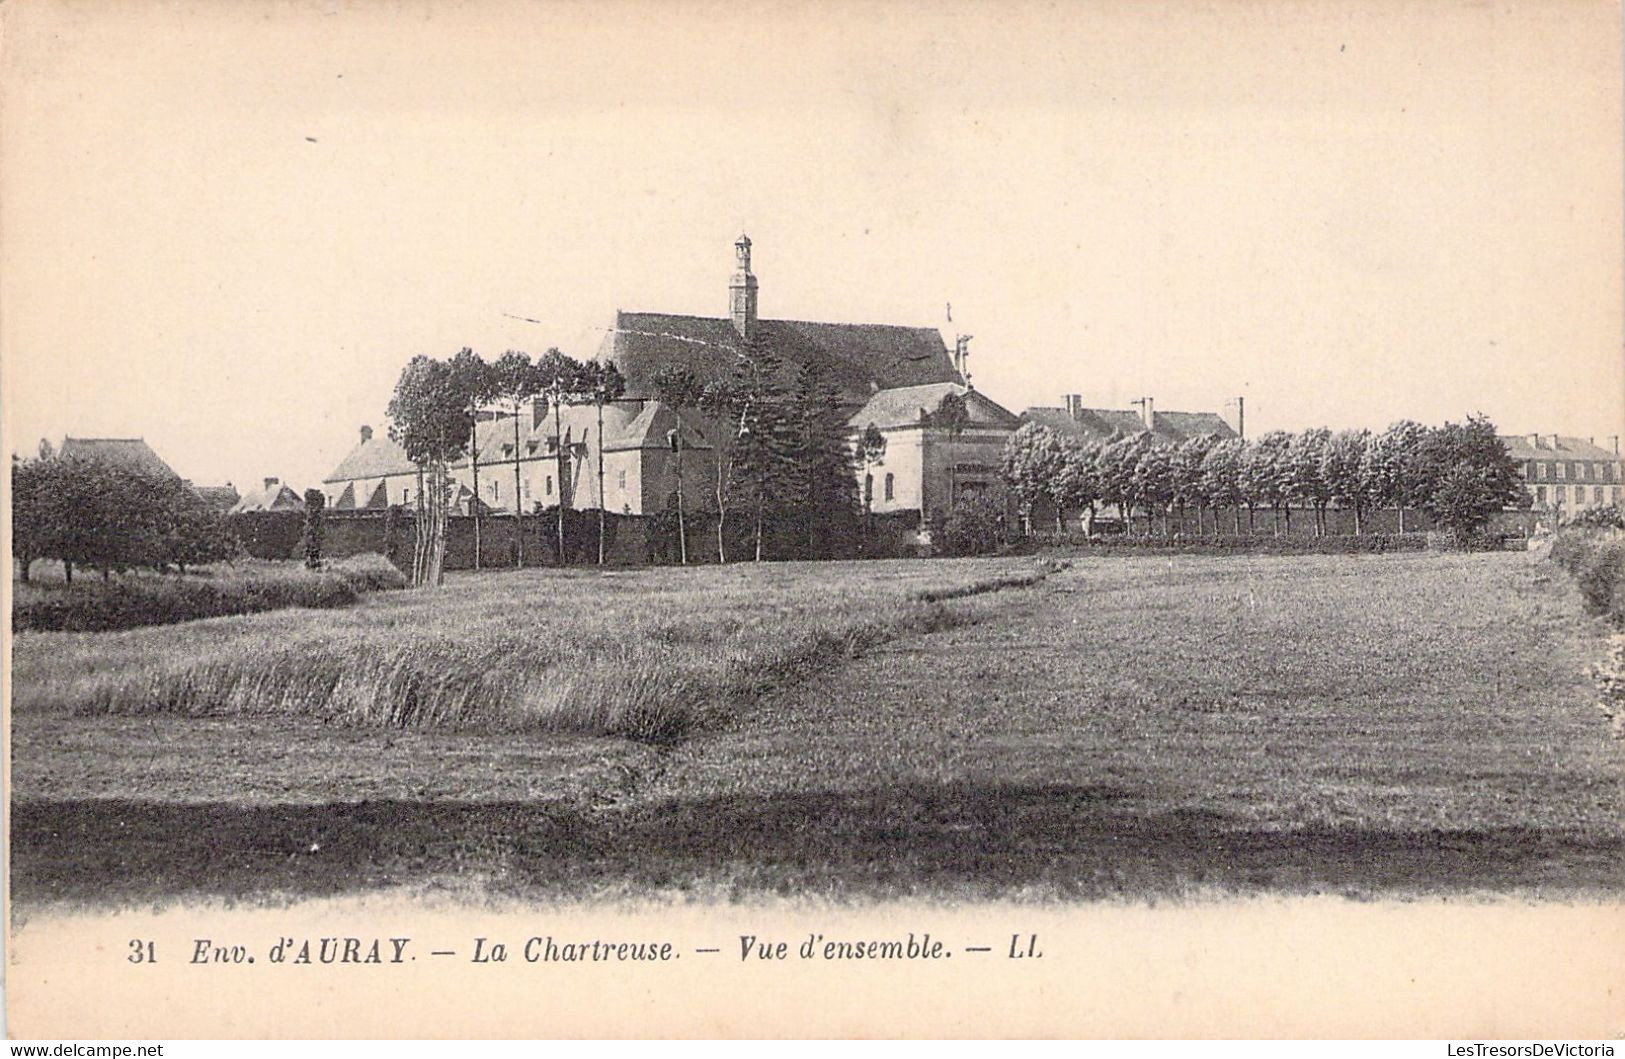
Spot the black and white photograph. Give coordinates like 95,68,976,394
3,0,1623,1041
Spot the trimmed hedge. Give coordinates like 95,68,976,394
1550,530,1625,627
13,553,406,633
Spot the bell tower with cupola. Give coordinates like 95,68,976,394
729,233,759,339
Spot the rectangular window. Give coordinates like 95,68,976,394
884,473,895,501
1557,462,1567,480
522,478,531,499
1536,462,1548,481
1534,485,1546,504
618,469,627,491
546,475,553,497
1596,487,1605,503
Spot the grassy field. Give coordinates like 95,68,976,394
9,550,1623,909
12,557,1041,742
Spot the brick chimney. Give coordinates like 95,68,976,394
360,425,373,444
1527,433,1542,449
1132,396,1155,430
729,233,759,340
263,477,279,491
1064,394,1083,419
1548,434,1560,449
1612,436,1620,455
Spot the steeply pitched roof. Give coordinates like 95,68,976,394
58,437,179,479
324,433,417,483
595,311,962,406
848,383,1020,431
230,483,305,513
191,483,241,510
1021,406,1236,444
1500,434,1622,461
324,399,716,484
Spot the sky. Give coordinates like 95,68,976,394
3,0,1622,492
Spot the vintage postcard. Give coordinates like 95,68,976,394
4,0,1623,1040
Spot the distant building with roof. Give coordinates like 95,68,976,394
230,477,305,513
848,382,1021,516
191,483,241,511
322,402,714,517
598,243,960,408
1499,433,1622,516
58,437,180,480
55,436,239,509
1020,395,1241,446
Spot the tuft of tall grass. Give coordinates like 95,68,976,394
326,553,410,593
11,554,405,632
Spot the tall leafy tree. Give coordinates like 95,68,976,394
491,349,541,567
1322,428,1375,534
1001,422,1068,534
1200,437,1247,534
580,359,627,564
12,455,233,582
156,481,237,574
1173,434,1219,535
1244,431,1295,535
729,331,794,562
1129,436,1175,535
1095,434,1138,529
787,361,857,557
1367,419,1429,532
654,364,745,563
448,348,498,569
652,364,705,563
1411,415,1524,538
533,347,594,564
12,454,52,581
1286,428,1333,536
388,355,472,586
1055,437,1102,534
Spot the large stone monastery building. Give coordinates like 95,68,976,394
323,236,1022,519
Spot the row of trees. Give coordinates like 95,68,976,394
386,347,626,585
1001,415,1525,540
12,452,237,581
651,331,861,564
